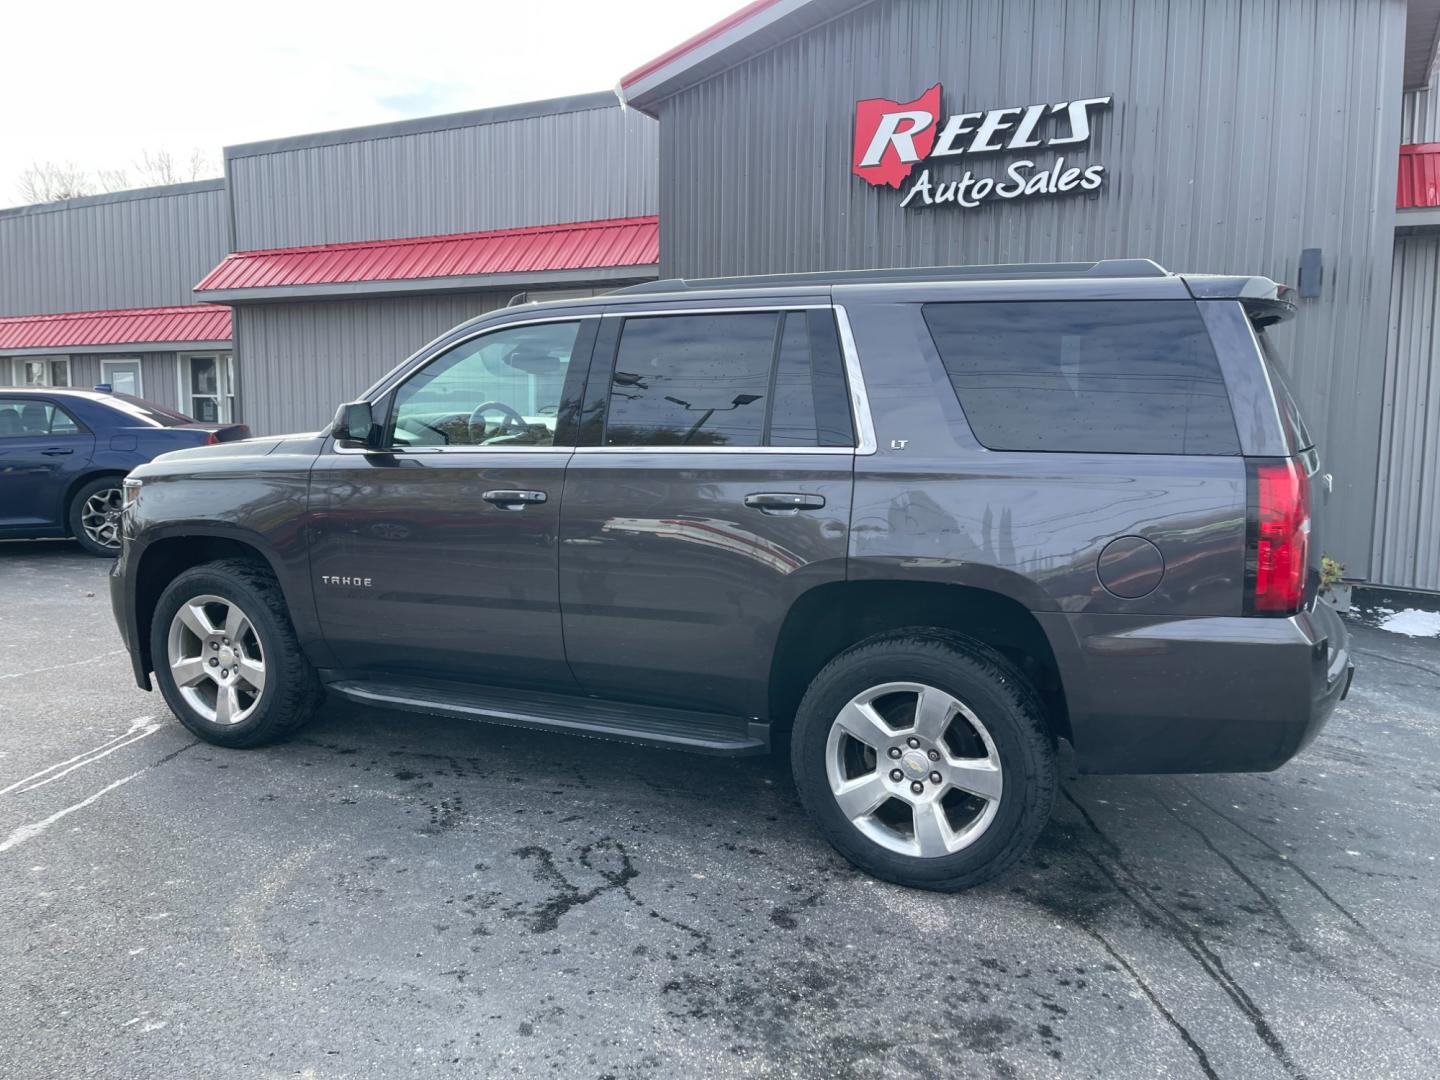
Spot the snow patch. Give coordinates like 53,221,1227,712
1377,608,1440,638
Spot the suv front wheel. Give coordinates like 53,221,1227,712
791,632,1056,891
150,559,323,748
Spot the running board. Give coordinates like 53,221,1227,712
326,677,769,756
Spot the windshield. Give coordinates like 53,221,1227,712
102,393,194,427
1255,328,1314,453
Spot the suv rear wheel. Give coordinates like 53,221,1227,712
791,632,1056,891
150,559,323,748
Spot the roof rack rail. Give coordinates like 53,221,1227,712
612,259,1169,295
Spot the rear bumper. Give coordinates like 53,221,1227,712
1040,603,1351,774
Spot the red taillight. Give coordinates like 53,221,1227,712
205,433,219,445
1248,458,1310,615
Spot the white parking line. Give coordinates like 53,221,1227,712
11,723,162,795
0,716,157,797
0,771,142,853
0,649,126,682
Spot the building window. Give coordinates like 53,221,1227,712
180,353,236,422
101,358,143,398
19,356,70,388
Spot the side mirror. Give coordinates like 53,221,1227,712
331,401,380,447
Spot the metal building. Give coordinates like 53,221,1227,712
193,92,659,436
617,0,1440,592
0,181,233,417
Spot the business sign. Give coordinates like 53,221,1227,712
852,84,1112,210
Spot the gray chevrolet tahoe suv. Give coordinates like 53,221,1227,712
110,259,1352,891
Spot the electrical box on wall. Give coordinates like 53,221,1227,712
1298,248,1323,298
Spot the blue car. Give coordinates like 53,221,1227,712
0,388,249,556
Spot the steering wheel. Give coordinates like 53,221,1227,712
467,401,528,443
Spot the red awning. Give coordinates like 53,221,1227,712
0,305,232,352
196,216,659,294
1398,143,1440,209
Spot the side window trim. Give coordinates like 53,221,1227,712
572,304,874,454
550,318,600,448
342,315,598,455
758,315,788,445
830,305,877,455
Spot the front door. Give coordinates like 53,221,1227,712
559,307,858,720
308,316,596,687
0,397,95,529
182,354,235,422
101,359,143,397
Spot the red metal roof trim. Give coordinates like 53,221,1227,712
1398,142,1440,209
618,0,783,89
0,305,232,351
196,216,660,293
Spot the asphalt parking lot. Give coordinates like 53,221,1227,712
2,541,1438,1079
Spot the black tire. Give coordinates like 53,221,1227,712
150,559,323,748
790,630,1056,892
68,475,126,557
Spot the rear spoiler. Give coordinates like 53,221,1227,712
1182,273,1296,326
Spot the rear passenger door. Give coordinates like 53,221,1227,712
558,305,858,719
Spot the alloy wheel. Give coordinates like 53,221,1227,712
79,487,124,550
166,594,267,725
825,681,1003,857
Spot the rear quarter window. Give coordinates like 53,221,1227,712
106,394,191,427
1255,328,1314,453
922,300,1240,455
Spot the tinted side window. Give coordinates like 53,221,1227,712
1255,328,1314,452
604,311,853,448
49,406,81,434
607,313,775,447
0,400,80,438
922,300,1239,455
390,321,582,448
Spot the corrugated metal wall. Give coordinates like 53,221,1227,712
656,0,1407,575
1375,236,1440,592
234,294,512,435
228,105,658,251
1402,65,1440,142
61,354,181,410
0,352,182,411
0,183,228,316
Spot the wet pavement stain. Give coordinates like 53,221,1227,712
4,551,1440,1080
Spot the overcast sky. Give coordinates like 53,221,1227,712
0,0,740,205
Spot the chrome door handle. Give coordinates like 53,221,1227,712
482,489,547,509
744,492,826,515
41,447,74,456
